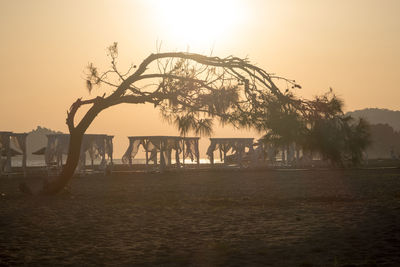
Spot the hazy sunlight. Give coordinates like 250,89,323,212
148,0,246,50
2,1,400,265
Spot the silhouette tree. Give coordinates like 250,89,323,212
367,123,400,159
21,43,303,195
305,115,371,166
20,44,371,195
256,90,371,166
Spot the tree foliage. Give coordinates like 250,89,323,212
20,43,370,195
258,89,371,166
21,43,302,195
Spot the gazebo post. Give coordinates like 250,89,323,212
223,148,227,165
175,138,180,168
182,138,185,167
159,138,165,172
18,134,28,177
196,139,200,168
101,141,106,175
167,148,172,166
153,139,158,167
22,153,27,177
249,142,255,167
5,135,12,173
57,152,61,167
238,143,243,168
109,136,114,170
261,143,265,162
128,138,133,167
145,144,149,170
129,155,132,166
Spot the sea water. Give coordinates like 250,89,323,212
10,158,216,167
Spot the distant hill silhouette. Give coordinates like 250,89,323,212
26,126,62,158
347,108,400,131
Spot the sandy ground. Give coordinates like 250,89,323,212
1,168,400,266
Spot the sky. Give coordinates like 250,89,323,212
1,0,399,157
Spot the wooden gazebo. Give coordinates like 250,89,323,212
206,138,254,166
0,131,28,176
122,136,200,170
41,133,114,174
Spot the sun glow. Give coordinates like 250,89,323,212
148,0,246,50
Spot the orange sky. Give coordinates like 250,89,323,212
1,0,399,157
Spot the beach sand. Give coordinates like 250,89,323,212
1,168,400,266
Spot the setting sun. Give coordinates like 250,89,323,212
147,0,246,49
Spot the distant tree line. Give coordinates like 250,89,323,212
367,123,400,159
246,89,371,167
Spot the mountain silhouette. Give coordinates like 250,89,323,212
347,108,400,131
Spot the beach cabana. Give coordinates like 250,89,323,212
122,136,200,170
253,140,305,167
182,137,200,166
0,131,28,176
44,133,114,174
206,138,254,166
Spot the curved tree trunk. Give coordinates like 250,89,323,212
20,100,104,195
39,101,104,195
19,92,152,195
40,129,85,195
